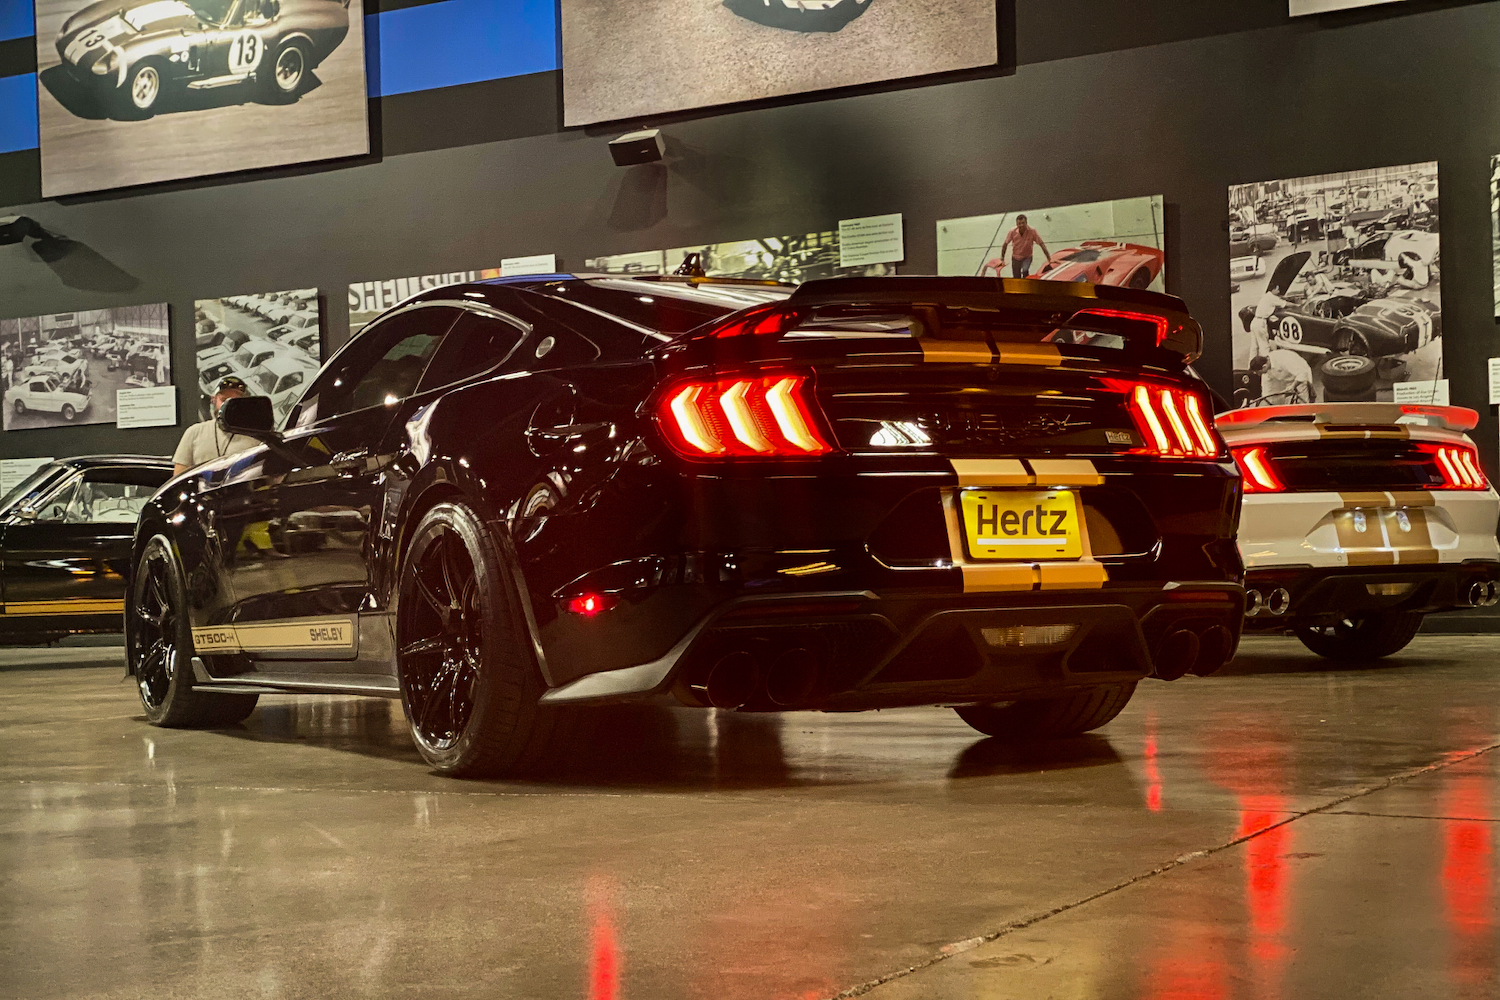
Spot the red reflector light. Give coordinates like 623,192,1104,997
1419,443,1490,491
1111,380,1222,459
1070,308,1170,346
708,304,803,339
657,375,836,459
566,593,618,616
1231,446,1284,493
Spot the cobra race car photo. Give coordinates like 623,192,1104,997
1220,402,1499,660
54,0,352,117
126,274,1245,777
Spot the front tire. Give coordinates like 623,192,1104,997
129,535,259,726
12,399,25,415
1295,613,1424,661
115,60,166,118
954,683,1136,741
396,501,570,777
60,404,76,421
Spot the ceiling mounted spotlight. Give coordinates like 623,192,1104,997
609,128,664,167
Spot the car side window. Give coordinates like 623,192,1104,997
415,310,529,393
295,306,461,426
32,478,80,522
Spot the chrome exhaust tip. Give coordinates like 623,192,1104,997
1468,582,1488,609
1266,588,1291,617
1485,582,1499,608
691,651,760,709
1245,590,1264,618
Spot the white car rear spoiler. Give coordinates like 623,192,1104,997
1215,402,1478,433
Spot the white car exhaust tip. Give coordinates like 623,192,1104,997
1245,588,1290,617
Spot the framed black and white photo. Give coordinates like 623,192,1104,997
561,0,997,126
1229,162,1441,409
2,304,171,431
347,268,504,337
34,0,369,196
194,287,319,424
586,229,894,283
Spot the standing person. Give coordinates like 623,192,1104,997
172,376,257,476
1249,286,1289,361
984,215,1051,279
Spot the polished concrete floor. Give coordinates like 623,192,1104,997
2,636,1498,999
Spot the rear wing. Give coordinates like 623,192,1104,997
775,276,1203,361
1216,402,1478,433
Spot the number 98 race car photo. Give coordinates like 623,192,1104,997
126,274,1245,778
54,0,352,117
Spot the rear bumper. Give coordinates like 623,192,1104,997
540,582,1244,709
1243,562,1500,629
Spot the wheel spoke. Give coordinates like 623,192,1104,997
400,636,444,658
438,532,464,610
413,561,448,616
417,658,458,735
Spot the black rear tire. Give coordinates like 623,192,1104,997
955,683,1136,741
129,535,260,726
1295,613,1424,661
396,500,580,777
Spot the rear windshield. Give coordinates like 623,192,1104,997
553,279,791,334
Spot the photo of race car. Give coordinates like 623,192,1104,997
1031,241,1164,289
723,0,873,31
53,0,352,118
35,0,368,196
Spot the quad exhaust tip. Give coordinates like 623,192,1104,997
1468,581,1500,608
1245,588,1291,618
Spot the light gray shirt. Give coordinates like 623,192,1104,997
173,419,257,470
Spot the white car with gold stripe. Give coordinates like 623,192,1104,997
1219,402,1500,660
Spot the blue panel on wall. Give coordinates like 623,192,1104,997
0,0,35,43
0,73,38,154
366,0,558,98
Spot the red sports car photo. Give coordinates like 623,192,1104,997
1032,241,1165,289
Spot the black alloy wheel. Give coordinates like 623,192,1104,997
396,501,575,777
1294,612,1424,662
130,536,258,726
399,523,483,754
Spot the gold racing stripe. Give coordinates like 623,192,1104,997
1029,459,1105,487
1,599,125,616
1037,561,1108,590
190,617,357,655
996,344,1064,367
951,459,1031,487
919,340,993,364
1391,507,1439,566
960,564,1037,593
1317,426,1411,441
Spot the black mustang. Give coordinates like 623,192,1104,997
0,456,173,644
127,275,1245,775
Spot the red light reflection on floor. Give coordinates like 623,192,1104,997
587,877,621,1000
1144,710,1163,812
1238,796,1294,974
1442,773,1494,997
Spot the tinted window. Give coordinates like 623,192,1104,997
0,465,65,516
297,306,459,424
417,311,528,392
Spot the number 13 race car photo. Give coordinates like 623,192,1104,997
127,274,1245,777
54,0,352,117
1220,402,1500,660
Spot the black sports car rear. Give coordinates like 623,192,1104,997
127,275,1244,776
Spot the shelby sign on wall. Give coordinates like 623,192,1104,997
1290,0,1408,13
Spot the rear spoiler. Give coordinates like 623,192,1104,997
782,276,1202,361
1216,402,1478,433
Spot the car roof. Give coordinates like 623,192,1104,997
260,354,312,375
47,455,174,471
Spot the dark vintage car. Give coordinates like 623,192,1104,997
56,0,351,117
1230,229,1277,258
1237,251,1442,360
126,275,1245,775
0,456,174,644
724,0,872,31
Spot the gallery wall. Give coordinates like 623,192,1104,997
0,0,1496,469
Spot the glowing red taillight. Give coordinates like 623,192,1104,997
1114,381,1221,459
1231,446,1285,493
657,375,835,458
1419,443,1490,491
566,593,618,616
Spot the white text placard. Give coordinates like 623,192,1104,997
839,214,905,268
116,387,178,429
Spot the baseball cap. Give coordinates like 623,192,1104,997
215,376,248,394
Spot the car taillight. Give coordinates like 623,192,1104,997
1418,443,1490,490
657,375,835,458
1115,381,1221,458
706,304,803,339
1231,446,1284,493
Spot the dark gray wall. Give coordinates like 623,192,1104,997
1,0,1497,470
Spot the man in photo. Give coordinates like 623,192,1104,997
985,216,1051,279
173,376,258,475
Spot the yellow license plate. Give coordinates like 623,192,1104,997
960,489,1083,561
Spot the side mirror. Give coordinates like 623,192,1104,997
218,395,275,439
13,505,36,522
